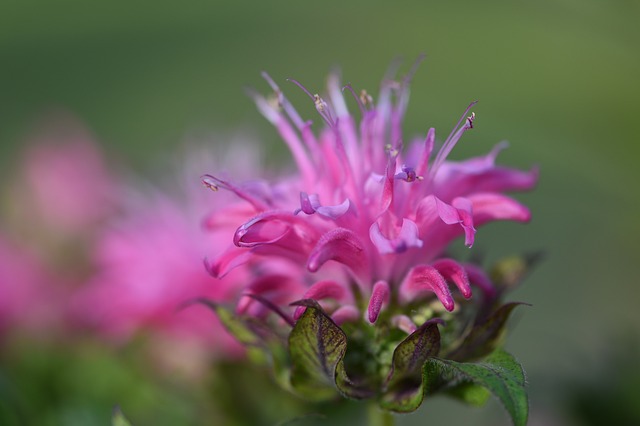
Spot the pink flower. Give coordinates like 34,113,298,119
0,233,60,337
19,116,116,234
205,62,537,330
72,149,257,356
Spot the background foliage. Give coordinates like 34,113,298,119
1,1,638,424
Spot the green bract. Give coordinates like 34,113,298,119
199,256,533,426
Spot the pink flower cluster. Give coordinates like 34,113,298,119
0,118,246,358
0,61,537,361
203,65,537,331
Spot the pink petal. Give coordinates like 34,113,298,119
380,153,397,214
415,127,435,177
307,228,366,273
467,193,531,226
297,192,317,215
400,265,454,311
416,196,476,247
367,280,390,324
237,274,300,316
452,197,476,247
435,196,461,224
295,192,351,220
369,219,423,254
464,263,497,299
293,280,348,320
331,305,360,325
435,164,538,197
204,248,252,278
315,198,351,220
391,314,417,334
203,204,256,230
433,258,472,299
472,166,539,193
234,211,318,248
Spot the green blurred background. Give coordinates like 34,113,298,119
1,0,639,425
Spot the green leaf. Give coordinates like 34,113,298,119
424,350,528,426
112,407,133,426
335,361,376,399
446,382,491,406
379,318,443,412
447,302,528,361
288,300,347,401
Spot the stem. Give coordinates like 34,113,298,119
367,403,395,426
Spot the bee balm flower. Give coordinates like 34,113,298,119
205,62,536,325
201,61,536,422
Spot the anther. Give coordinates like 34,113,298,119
466,112,476,129
385,144,399,157
313,94,326,112
360,90,373,108
394,166,423,183
201,174,219,191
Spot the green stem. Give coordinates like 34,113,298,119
367,403,395,426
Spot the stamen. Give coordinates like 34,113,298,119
262,72,314,134
394,166,423,183
467,112,476,129
266,94,281,111
287,79,336,127
201,175,219,191
429,101,478,180
360,90,374,109
260,72,285,107
402,53,426,86
200,174,269,211
385,144,399,158
342,83,366,116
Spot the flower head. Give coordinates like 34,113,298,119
205,61,536,325
200,60,537,420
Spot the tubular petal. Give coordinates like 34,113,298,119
307,228,366,273
380,152,398,214
203,204,256,230
367,280,390,323
293,280,348,320
452,197,476,247
433,258,472,299
234,211,318,248
400,265,454,311
463,263,497,299
436,165,539,197
369,219,423,255
295,192,351,220
468,193,532,226
415,127,435,178
391,314,418,334
205,248,252,278
237,275,299,315
331,305,360,325
416,196,476,247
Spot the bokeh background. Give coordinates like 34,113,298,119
1,1,639,425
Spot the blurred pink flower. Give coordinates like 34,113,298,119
204,63,537,328
20,116,116,234
72,147,258,357
0,233,60,337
